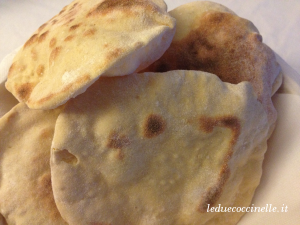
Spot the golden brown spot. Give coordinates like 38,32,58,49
31,48,38,60
87,0,156,17
107,48,123,61
55,149,78,165
63,9,78,23
83,28,97,37
50,46,62,62
38,31,49,42
64,35,74,42
17,82,33,101
51,19,58,25
107,132,130,149
38,23,48,31
198,115,241,212
24,34,38,48
36,64,45,77
207,11,226,24
199,116,241,145
70,2,78,9
144,114,166,138
49,38,57,48
70,2,79,10
198,164,230,212
58,6,67,15
69,24,81,31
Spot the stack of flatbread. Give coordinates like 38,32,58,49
0,1,282,225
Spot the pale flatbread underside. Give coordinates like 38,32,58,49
51,70,269,225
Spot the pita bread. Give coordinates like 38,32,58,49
5,0,176,110
143,1,282,131
0,103,67,225
0,49,19,118
51,70,269,224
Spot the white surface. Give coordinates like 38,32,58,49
0,0,299,224
239,94,300,225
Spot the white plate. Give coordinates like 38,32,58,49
0,1,299,224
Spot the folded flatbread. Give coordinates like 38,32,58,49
51,70,269,224
0,103,66,225
5,0,175,110
143,1,282,131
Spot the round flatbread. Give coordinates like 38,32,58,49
143,1,282,131
51,70,269,225
0,103,67,225
5,0,176,110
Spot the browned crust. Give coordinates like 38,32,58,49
198,115,241,212
83,28,97,37
107,131,130,149
38,31,49,43
16,82,34,101
143,114,166,138
24,34,39,48
143,11,270,97
49,46,62,63
69,23,81,31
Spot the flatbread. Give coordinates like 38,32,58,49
143,1,282,131
0,49,19,118
0,103,67,225
51,70,269,224
5,0,176,110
